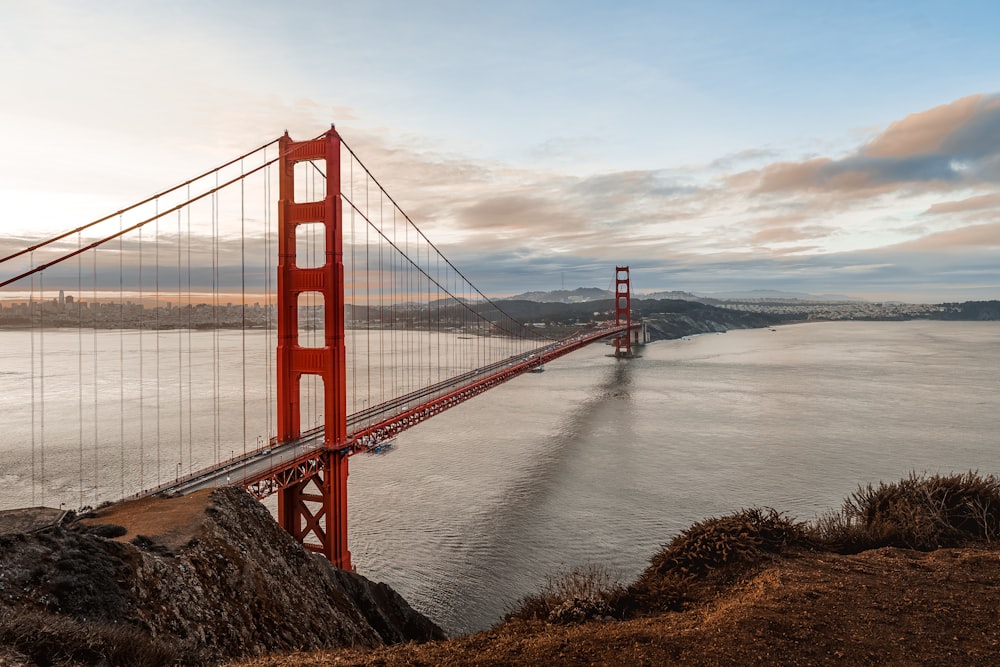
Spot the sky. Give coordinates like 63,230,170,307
1,0,999,302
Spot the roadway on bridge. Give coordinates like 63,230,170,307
150,324,638,499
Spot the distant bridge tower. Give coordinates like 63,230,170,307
614,266,633,358
276,127,351,569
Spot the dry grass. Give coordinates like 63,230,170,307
226,547,1000,666
645,507,811,577
625,507,811,614
223,472,1000,666
812,471,1000,552
504,564,623,624
0,609,183,666
77,488,214,552
509,472,1000,627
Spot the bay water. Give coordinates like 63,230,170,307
0,320,997,634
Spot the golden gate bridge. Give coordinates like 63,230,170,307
0,127,641,569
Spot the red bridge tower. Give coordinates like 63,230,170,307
614,266,633,358
276,128,351,569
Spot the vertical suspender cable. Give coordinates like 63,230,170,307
178,189,185,476
314,167,320,425
39,270,44,506
212,173,220,464
153,211,160,485
29,253,35,506
350,156,356,416
138,223,144,490
437,253,441,383
379,194,385,407
78,233,84,507
390,206,396,399
403,210,409,395
187,187,193,469
365,179,370,414
241,159,247,457
154,211,161,485
265,155,273,444
427,242,431,387
92,249,99,504
118,217,125,499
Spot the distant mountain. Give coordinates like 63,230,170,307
639,290,711,303
503,287,867,305
702,289,867,302
503,287,613,303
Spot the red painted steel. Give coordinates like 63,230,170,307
614,266,632,357
151,304,642,512
276,128,351,569
230,322,637,501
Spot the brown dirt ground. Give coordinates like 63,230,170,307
229,546,1000,666
77,489,213,551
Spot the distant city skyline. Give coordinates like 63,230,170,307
2,2,999,302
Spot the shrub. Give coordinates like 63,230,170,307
131,534,174,556
813,471,1000,552
505,472,1000,626
622,570,690,614
617,508,811,616
504,564,623,624
86,523,127,538
646,507,811,579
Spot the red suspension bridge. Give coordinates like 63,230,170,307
0,127,641,569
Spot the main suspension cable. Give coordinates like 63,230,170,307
0,139,280,266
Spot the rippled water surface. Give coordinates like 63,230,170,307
348,320,1000,633
2,320,998,634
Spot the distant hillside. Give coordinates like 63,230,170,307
932,300,1000,320
641,290,712,303
703,289,866,302
503,288,612,303
493,298,789,341
503,287,869,305
635,298,790,340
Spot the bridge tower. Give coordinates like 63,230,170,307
276,128,351,569
614,266,632,358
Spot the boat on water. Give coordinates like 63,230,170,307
366,438,396,455
528,366,545,373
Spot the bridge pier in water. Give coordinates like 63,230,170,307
614,266,636,358
276,127,352,569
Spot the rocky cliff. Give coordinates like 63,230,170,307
0,488,443,665
641,310,783,341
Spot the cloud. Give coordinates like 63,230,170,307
749,225,837,245
6,84,1000,303
922,193,1000,216
748,94,1000,195
861,95,989,158
708,147,780,171
336,94,1000,302
455,195,582,235
887,222,1000,251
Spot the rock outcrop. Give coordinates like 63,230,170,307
0,487,443,665
642,311,780,341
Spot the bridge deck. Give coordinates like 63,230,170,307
145,323,639,500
